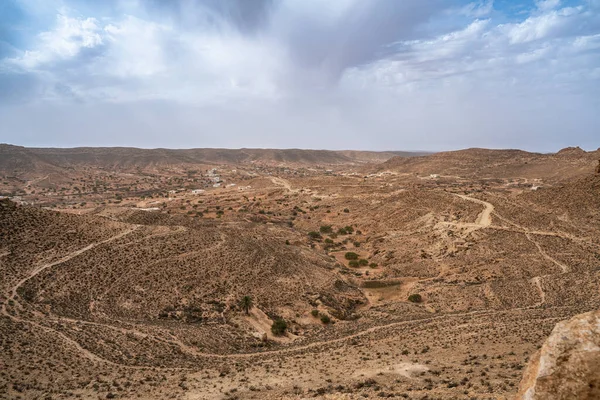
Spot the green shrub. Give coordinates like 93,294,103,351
344,252,359,260
320,315,331,324
348,260,359,268
344,226,354,233
319,225,333,234
311,309,319,317
369,262,378,268
343,208,350,213
408,294,423,303
271,318,288,336
308,231,322,240
358,259,369,266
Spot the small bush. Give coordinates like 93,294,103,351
320,315,331,324
348,260,359,268
311,309,319,317
344,252,359,260
344,226,354,234
369,262,378,268
319,225,333,234
308,231,322,240
358,259,369,266
271,318,288,336
343,208,350,213
408,294,423,303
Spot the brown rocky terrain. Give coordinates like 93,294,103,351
0,144,427,174
379,147,600,182
1,145,599,399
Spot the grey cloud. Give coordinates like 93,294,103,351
139,0,276,34
272,1,448,85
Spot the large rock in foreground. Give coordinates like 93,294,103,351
516,310,600,399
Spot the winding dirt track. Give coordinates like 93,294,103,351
270,176,295,192
6,226,139,304
2,224,555,367
1,194,578,369
2,227,140,366
454,194,494,227
531,276,546,306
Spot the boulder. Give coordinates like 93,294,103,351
516,310,600,399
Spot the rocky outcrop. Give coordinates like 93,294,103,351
595,160,600,174
556,146,586,157
516,310,600,400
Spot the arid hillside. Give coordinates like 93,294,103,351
0,144,427,175
1,198,364,359
379,147,600,182
1,147,599,399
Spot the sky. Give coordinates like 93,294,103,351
0,0,599,152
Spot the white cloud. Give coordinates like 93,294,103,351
102,16,170,78
12,14,103,69
536,0,561,11
459,0,494,18
503,6,583,44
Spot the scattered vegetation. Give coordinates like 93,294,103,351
308,231,322,240
239,295,253,315
271,318,288,336
319,225,333,234
408,294,423,303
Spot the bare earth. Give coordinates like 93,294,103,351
1,145,599,399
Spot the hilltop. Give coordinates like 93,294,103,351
0,144,428,174
379,147,600,182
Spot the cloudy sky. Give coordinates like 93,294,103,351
0,0,599,151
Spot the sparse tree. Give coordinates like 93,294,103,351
239,295,253,315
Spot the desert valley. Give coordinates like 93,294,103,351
1,143,599,399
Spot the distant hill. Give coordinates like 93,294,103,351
378,147,600,181
0,144,426,174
